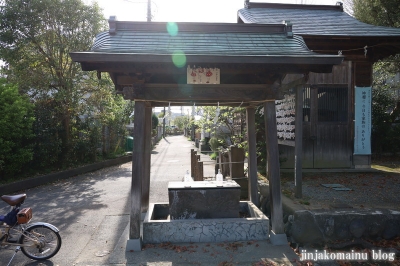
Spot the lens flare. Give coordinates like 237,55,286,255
166,22,178,36
172,51,186,68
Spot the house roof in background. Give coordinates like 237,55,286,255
238,2,400,37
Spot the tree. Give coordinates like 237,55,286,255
0,0,106,165
174,116,190,130
352,0,400,72
76,73,133,159
158,111,165,118
0,78,35,179
352,0,400,27
196,106,246,147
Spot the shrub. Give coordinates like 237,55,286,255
209,137,223,152
210,152,218,160
152,113,159,129
0,79,35,179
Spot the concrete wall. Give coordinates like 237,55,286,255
286,209,400,246
0,155,132,195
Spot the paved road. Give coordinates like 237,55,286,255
0,135,298,265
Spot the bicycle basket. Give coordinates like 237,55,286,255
17,208,32,224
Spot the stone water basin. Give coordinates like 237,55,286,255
143,201,269,244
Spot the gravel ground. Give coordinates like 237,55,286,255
280,171,400,210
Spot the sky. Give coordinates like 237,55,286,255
84,0,339,23
83,0,339,113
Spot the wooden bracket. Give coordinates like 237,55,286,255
278,74,309,98
122,84,144,100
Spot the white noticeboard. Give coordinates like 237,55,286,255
275,94,296,141
187,66,220,84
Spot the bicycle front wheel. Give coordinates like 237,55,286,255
19,224,62,260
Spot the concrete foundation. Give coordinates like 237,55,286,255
286,209,400,246
270,230,288,245
143,201,269,244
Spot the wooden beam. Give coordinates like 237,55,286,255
117,75,146,85
264,101,284,235
121,84,279,102
150,101,259,107
303,37,400,62
278,139,295,146
80,63,286,75
80,61,336,74
246,107,259,206
120,77,310,107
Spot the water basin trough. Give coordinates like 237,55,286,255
143,201,269,244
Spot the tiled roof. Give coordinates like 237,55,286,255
238,2,400,37
69,20,343,66
92,29,315,56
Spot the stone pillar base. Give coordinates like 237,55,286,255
353,155,371,169
126,238,142,252
270,230,287,246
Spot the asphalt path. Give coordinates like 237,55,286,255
0,135,298,265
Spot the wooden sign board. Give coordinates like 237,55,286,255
187,66,220,84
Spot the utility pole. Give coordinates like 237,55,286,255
147,0,151,22
124,0,154,21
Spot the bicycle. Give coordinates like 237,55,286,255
0,193,61,265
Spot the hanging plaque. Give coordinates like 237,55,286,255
187,65,220,84
275,93,296,141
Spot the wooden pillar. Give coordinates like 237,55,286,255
195,155,201,181
294,87,303,198
218,152,222,175
191,149,196,178
228,150,232,178
197,161,203,181
128,101,146,250
142,103,152,214
264,101,285,244
230,146,245,178
354,61,373,87
246,107,259,206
